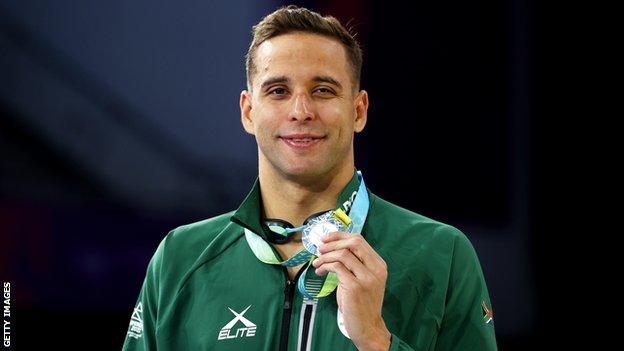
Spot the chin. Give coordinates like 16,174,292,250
279,161,328,179
261,150,337,180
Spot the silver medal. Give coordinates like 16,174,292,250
302,211,349,256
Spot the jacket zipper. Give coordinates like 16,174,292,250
279,266,306,351
279,279,295,351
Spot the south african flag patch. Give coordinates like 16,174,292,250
481,301,493,325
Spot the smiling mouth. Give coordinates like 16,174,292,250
279,136,325,149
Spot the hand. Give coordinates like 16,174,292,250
312,232,391,351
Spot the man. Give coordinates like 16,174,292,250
123,5,497,351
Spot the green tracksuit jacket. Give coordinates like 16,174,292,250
122,172,497,350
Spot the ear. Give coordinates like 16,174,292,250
354,90,369,133
240,90,255,135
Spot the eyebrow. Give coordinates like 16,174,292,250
260,76,289,90
313,75,343,90
260,75,343,91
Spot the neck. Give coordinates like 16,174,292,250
259,162,355,229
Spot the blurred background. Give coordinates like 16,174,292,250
1,0,539,349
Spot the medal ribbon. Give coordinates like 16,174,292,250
243,171,369,299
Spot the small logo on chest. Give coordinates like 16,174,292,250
217,305,257,340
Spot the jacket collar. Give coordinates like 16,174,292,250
230,169,361,240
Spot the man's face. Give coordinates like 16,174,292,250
240,32,368,180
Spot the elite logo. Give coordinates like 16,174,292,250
217,305,257,340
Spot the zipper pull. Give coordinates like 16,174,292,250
283,280,294,310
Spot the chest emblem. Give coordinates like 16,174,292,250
217,305,257,340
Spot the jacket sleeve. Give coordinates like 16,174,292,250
122,239,166,351
388,333,418,351
388,227,497,351
433,229,498,351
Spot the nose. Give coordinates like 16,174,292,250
289,93,314,122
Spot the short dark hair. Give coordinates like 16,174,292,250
245,5,363,91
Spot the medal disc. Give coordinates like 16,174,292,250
302,211,347,256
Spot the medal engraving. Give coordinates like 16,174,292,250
302,211,349,256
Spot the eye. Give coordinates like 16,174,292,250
269,87,287,96
314,87,335,95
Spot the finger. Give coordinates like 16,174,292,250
319,235,372,262
313,249,370,278
321,231,351,243
314,261,358,287
319,235,387,277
